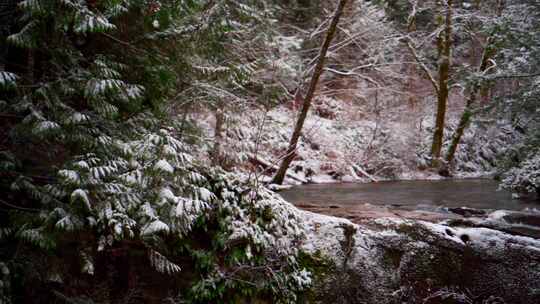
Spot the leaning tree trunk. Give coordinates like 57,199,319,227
272,0,348,185
446,38,495,163
430,0,453,167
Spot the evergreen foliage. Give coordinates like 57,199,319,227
494,0,540,197
1,0,540,301
0,0,310,302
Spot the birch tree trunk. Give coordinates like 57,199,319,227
272,0,348,184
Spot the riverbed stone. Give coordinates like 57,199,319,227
444,210,540,239
497,210,540,227
447,206,487,217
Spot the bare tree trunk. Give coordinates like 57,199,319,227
446,38,496,163
272,0,348,185
212,108,224,166
444,95,475,164
430,0,453,167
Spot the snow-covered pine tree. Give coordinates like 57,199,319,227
0,0,311,302
493,0,540,198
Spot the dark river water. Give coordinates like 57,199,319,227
279,179,539,211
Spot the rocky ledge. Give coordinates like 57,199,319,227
299,209,540,303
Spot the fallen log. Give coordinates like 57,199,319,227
349,166,361,181
352,164,378,182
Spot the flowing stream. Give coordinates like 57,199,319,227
279,179,539,212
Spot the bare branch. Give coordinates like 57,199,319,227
324,67,381,86
404,38,439,94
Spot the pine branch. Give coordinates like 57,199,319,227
0,198,40,212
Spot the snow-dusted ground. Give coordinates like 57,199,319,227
199,91,515,186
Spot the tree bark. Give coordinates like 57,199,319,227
272,0,348,185
430,0,453,166
446,38,495,163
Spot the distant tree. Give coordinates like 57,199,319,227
402,0,454,168
397,0,513,170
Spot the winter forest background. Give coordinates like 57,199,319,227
0,0,539,303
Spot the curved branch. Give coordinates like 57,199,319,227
404,38,439,94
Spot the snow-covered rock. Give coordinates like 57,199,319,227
299,209,540,303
